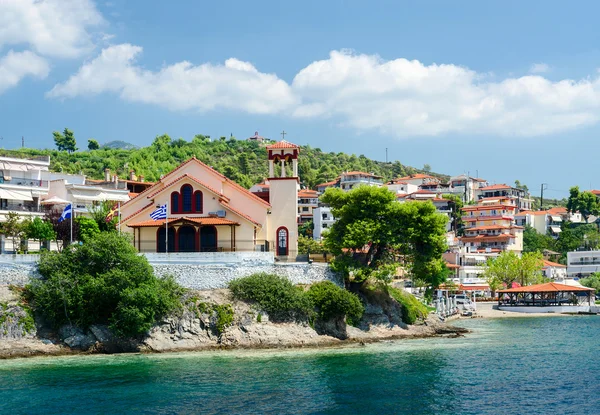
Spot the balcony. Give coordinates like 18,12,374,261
0,202,42,213
0,176,49,188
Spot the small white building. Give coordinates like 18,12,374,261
313,206,335,240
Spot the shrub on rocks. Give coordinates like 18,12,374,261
26,232,185,337
306,281,364,325
388,287,429,325
228,273,313,322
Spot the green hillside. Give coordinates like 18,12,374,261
0,134,447,189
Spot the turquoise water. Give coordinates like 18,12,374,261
1,317,599,414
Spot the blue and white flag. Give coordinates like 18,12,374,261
58,204,72,223
150,204,167,220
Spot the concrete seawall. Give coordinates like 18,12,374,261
0,253,341,289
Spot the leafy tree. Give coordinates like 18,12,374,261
580,273,600,294
423,164,431,173
523,225,556,253
87,139,100,150
298,234,325,254
0,212,23,251
484,251,545,292
306,281,364,324
22,217,56,247
322,186,448,289
53,128,78,153
75,216,101,241
27,232,184,337
567,186,599,223
298,220,314,238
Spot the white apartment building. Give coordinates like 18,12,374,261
46,177,130,216
298,189,319,224
446,175,489,203
567,251,600,278
475,184,533,211
0,155,51,222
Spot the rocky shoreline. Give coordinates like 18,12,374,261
0,286,467,360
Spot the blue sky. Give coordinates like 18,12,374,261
1,0,600,197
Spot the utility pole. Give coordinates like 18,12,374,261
385,148,388,163
21,136,24,148
540,183,548,211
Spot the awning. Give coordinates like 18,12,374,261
550,226,562,233
71,191,130,202
40,196,70,205
0,188,33,201
551,215,562,222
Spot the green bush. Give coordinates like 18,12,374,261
213,304,234,335
27,232,184,337
307,281,364,324
228,273,313,322
389,287,429,325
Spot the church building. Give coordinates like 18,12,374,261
120,140,300,258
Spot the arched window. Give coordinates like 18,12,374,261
194,190,203,213
171,192,180,214
181,184,193,213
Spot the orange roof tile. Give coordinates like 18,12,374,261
459,234,514,243
498,282,593,293
542,260,566,268
266,140,299,149
127,216,240,228
479,184,513,191
463,204,518,211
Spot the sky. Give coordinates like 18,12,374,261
1,0,600,198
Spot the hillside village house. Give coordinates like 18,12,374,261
120,140,300,257
475,183,533,211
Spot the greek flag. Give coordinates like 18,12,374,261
150,204,167,220
58,204,72,223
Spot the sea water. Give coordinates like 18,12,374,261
1,316,599,415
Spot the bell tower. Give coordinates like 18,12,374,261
266,137,299,258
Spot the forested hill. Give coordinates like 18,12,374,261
0,134,448,189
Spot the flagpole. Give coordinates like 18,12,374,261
165,201,169,254
118,202,121,234
70,204,73,245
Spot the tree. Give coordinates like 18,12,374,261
75,217,101,241
484,251,545,292
0,212,23,252
27,232,184,337
423,164,431,173
89,201,118,232
87,139,100,150
298,220,314,238
22,217,56,248
298,234,324,254
580,273,600,294
322,186,448,289
567,186,600,223
523,225,555,253
53,128,77,153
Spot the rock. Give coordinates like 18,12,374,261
89,325,114,343
59,324,84,340
313,317,348,340
63,333,96,350
0,305,36,340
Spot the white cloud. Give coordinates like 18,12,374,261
48,48,600,137
47,44,298,114
530,63,550,74
292,51,600,136
0,50,49,94
0,0,104,58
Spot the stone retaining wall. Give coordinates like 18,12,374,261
0,254,340,289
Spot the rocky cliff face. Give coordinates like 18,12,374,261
0,286,466,359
